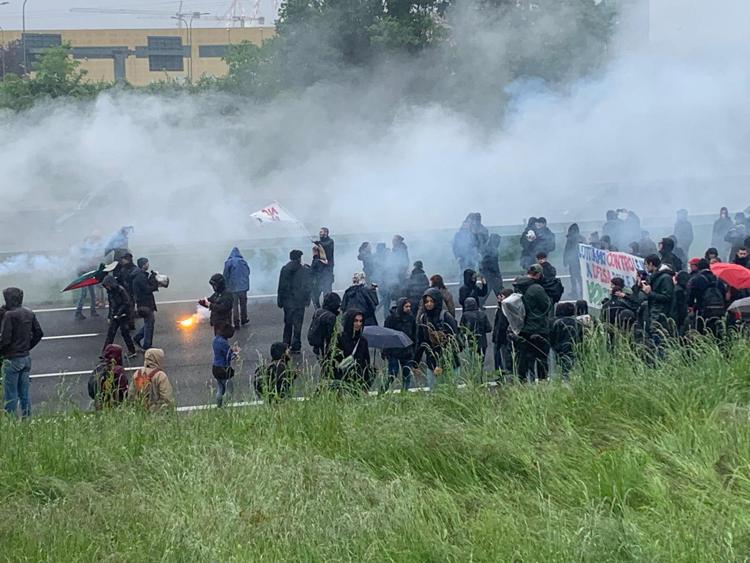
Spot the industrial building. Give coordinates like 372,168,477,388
0,27,274,86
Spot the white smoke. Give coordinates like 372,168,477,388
0,0,747,261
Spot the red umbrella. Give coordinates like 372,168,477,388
61,262,117,292
710,263,750,290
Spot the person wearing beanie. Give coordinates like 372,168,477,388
131,257,159,351
277,250,311,353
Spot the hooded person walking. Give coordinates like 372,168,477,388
513,275,552,382
200,274,234,336
459,297,491,358
341,273,379,326
277,250,312,353
382,298,417,393
712,207,733,260
414,288,459,390
333,309,372,392
0,287,44,418
458,269,488,308
307,292,342,360
223,247,250,328
102,275,136,356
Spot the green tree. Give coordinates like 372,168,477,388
0,43,107,110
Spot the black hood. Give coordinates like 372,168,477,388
567,223,580,236
395,297,411,316
209,273,227,293
462,269,476,286
422,287,444,314
322,292,342,314
342,309,363,340
102,275,117,289
463,297,479,312
3,287,23,309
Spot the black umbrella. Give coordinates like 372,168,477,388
362,326,413,349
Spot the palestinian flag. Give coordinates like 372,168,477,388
61,262,118,292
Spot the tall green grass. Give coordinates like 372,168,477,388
2,333,750,561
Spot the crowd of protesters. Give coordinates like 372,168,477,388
2,208,750,418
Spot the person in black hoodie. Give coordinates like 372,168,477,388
333,309,372,392
131,257,159,351
492,289,514,373
277,250,311,353
102,275,136,356
113,252,137,330
1,287,44,418
414,288,459,390
672,271,689,336
382,298,417,393
341,273,379,326
535,253,564,307
479,233,503,301
712,207,733,260
308,292,341,360
459,297,491,358
403,261,429,314
564,223,585,299
519,217,538,271
357,242,375,281
658,237,683,272
254,342,293,401
458,268,488,308
550,302,583,377
200,273,234,336
314,228,335,298
687,258,727,337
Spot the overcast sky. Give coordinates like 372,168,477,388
0,0,279,30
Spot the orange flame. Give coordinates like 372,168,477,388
178,315,197,329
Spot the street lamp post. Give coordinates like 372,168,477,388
0,26,5,77
22,0,28,74
173,11,208,83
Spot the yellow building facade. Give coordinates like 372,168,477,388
1,27,274,85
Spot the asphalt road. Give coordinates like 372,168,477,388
28,297,322,414
28,291,501,414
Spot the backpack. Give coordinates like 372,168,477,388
307,309,326,348
502,293,526,335
545,278,565,303
132,368,160,402
87,365,113,400
701,278,726,319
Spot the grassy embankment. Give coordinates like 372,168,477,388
2,332,750,561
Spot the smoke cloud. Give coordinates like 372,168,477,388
0,0,748,281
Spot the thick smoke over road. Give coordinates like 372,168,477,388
0,0,748,279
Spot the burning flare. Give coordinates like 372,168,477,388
178,314,198,329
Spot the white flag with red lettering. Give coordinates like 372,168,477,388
251,201,299,224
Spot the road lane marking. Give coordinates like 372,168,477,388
31,367,138,379
42,333,100,341
32,276,571,314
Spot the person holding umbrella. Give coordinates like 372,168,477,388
381,298,417,393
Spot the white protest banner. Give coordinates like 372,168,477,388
578,244,645,306
251,201,300,224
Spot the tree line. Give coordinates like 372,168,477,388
0,0,617,111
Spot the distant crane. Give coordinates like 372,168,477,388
70,1,269,27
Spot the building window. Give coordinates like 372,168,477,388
147,36,182,50
149,54,184,72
